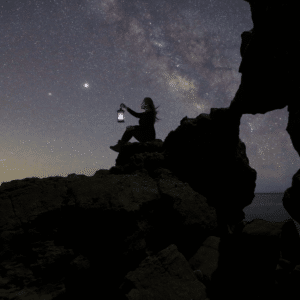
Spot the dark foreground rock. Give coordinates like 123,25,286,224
1,0,300,299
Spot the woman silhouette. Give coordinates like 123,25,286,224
110,97,160,152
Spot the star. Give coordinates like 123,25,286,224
84,83,89,88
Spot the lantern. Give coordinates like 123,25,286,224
117,106,125,123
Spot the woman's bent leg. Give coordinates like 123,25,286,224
120,128,135,143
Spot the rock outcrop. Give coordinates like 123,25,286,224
230,0,300,225
1,0,300,299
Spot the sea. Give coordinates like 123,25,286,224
243,193,300,236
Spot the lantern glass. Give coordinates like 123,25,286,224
117,107,125,123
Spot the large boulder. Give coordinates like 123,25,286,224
119,244,207,300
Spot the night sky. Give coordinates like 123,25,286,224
0,0,298,193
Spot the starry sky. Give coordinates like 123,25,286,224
0,0,299,193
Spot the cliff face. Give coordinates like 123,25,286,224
232,0,299,116
230,0,300,226
1,1,300,299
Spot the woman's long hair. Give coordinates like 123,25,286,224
142,97,161,123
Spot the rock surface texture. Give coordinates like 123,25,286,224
1,0,300,299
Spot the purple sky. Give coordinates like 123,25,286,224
0,0,298,193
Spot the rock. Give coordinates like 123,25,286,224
1,1,300,300
282,173,300,224
236,0,300,280
230,0,299,116
194,269,204,282
188,236,220,289
203,219,282,300
274,258,293,285
118,244,207,300
280,219,300,265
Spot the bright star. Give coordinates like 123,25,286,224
83,82,89,88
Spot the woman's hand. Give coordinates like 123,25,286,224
120,103,127,109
